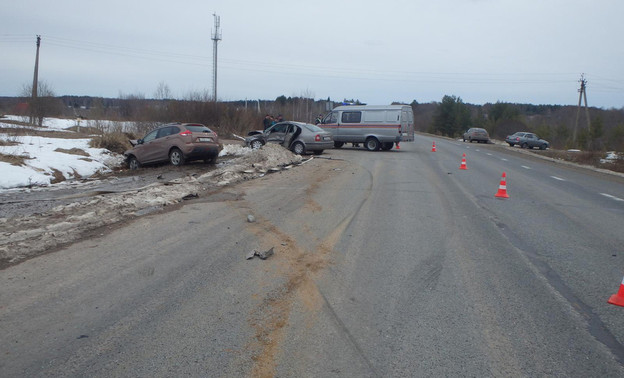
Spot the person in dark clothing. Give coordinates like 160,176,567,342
263,114,272,130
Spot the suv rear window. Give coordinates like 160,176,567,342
185,125,213,133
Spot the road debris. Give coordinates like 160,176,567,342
247,214,256,223
246,247,275,260
182,193,199,200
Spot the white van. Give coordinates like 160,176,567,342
318,105,414,151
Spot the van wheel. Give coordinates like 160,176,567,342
169,148,185,166
334,142,344,148
365,137,380,151
291,142,305,155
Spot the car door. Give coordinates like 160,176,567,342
282,124,299,148
150,126,176,162
158,126,180,160
266,123,287,144
133,129,159,163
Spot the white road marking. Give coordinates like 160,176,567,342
486,153,493,156
551,176,566,181
521,165,531,169
501,158,508,161
601,193,624,202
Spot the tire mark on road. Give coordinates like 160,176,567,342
234,160,377,377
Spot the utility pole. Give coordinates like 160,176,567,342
573,73,590,144
211,13,222,102
30,35,41,125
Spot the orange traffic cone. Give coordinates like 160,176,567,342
396,142,400,149
495,172,510,198
459,153,467,170
608,276,624,307
431,142,436,152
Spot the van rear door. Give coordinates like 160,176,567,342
401,108,415,142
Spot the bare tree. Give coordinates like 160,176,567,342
20,81,61,126
301,88,315,123
154,81,172,100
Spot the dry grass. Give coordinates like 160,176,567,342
89,132,136,154
65,125,103,134
541,150,624,173
0,139,19,146
0,127,93,139
50,168,66,184
54,147,89,157
0,152,30,166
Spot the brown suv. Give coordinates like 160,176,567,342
124,123,221,169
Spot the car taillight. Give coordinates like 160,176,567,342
315,134,321,142
180,130,192,136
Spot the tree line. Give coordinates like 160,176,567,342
424,95,624,151
1,87,623,151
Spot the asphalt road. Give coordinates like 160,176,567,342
1,138,624,377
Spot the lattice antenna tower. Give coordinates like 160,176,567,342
211,14,222,101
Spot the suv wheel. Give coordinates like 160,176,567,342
127,156,140,170
169,148,185,166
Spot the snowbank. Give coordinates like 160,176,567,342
0,134,123,189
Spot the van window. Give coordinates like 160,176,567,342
386,110,400,122
324,112,338,124
342,111,362,123
363,111,385,122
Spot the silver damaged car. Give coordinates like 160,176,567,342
245,121,334,155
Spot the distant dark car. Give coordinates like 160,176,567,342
505,132,549,150
124,123,221,169
463,128,490,143
245,121,333,155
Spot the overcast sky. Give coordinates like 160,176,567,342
2,0,623,108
